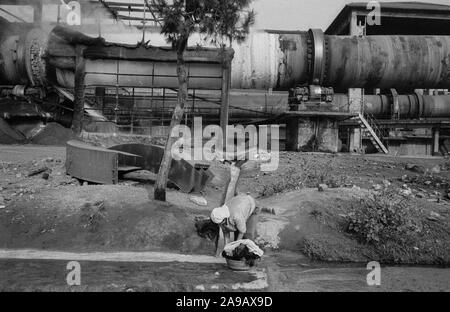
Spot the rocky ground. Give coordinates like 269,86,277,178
0,144,449,291
237,151,450,203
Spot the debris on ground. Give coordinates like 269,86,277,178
27,166,50,177
190,196,208,206
405,164,426,174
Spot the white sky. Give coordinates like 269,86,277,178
252,0,450,30
2,0,450,30
2,0,450,42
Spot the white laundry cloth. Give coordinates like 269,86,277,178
223,239,264,258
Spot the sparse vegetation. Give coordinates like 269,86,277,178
345,189,422,244
80,201,107,233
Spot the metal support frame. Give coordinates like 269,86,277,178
308,29,326,85
390,88,400,120
82,58,227,134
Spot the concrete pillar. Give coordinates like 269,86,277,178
319,118,339,152
286,119,299,151
348,88,363,114
286,117,339,153
349,128,362,153
432,128,440,156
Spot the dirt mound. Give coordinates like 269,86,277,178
257,188,450,265
30,122,76,146
0,186,215,254
0,118,25,144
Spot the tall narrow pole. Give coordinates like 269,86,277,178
220,55,231,149
33,0,43,24
72,47,86,135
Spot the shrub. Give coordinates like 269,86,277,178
346,190,421,244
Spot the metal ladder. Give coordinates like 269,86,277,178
357,113,389,154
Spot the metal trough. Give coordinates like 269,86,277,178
108,144,214,193
66,140,213,192
66,140,140,185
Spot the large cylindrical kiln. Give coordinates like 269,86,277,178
232,29,450,91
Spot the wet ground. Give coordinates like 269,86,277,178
266,252,450,292
0,251,448,292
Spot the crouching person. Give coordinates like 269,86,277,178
211,194,259,243
210,162,260,256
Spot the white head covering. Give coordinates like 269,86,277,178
210,205,230,224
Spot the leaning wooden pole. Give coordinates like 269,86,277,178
154,39,189,202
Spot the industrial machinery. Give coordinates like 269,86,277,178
282,29,450,91
0,19,233,136
1,0,450,156
3,22,450,120
288,85,334,111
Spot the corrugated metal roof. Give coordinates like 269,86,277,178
346,2,450,12
326,1,450,34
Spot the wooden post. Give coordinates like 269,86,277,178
72,47,86,135
220,55,232,149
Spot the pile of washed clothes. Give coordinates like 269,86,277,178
195,218,264,267
222,239,264,267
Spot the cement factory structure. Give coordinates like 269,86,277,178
1,0,450,156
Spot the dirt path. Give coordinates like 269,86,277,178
0,249,224,264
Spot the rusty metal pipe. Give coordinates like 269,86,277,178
4,26,450,92
0,25,229,90
233,30,450,90
283,30,450,90
324,34,450,90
